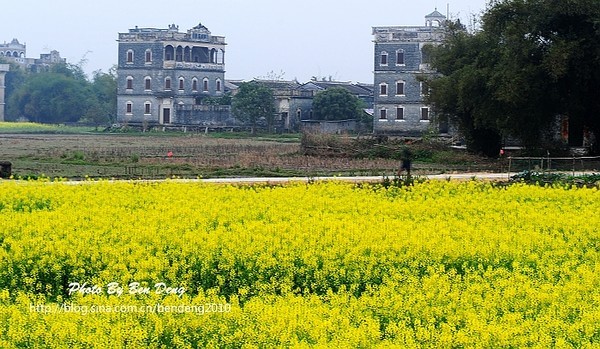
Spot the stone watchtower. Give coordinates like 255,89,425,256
372,10,446,135
0,64,9,121
116,23,227,126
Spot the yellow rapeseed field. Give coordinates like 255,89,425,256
0,180,599,348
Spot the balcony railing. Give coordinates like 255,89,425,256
163,61,224,71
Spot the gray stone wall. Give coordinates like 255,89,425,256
0,64,8,122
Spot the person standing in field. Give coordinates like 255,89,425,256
398,147,413,178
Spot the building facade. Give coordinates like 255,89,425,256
0,39,66,72
117,23,231,126
372,10,446,135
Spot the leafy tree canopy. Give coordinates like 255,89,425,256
7,63,116,125
427,0,600,155
231,82,275,131
312,87,365,121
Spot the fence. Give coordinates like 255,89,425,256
507,156,600,175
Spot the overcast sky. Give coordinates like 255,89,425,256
2,0,487,83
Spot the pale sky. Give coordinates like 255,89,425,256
2,0,487,83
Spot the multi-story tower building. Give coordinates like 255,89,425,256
117,23,228,126
372,10,446,135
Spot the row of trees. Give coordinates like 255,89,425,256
425,0,600,155
3,62,117,125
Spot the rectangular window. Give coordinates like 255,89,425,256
145,51,151,63
127,51,133,63
192,80,198,91
165,79,171,90
126,103,132,114
144,103,151,115
396,82,405,95
396,107,404,120
126,79,133,90
379,109,387,120
396,51,405,65
380,53,388,65
216,80,221,92
380,84,387,96
145,79,151,90
421,107,430,121
179,79,184,90
203,80,209,92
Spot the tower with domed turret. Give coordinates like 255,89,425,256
372,10,447,135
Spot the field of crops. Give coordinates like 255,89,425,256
1,179,599,348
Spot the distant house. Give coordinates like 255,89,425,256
300,80,374,110
372,10,447,136
116,23,233,127
0,38,66,72
226,79,374,132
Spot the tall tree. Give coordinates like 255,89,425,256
312,87,365,121
8,67,94,123
427,0,600,155
85,69,117,125
231,82,275,133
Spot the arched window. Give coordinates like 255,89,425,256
145,49,152,63
126,76,134,90
165,77,172,90
179,77,185,90
203,78,209,92
184,47,191,62
192,78,198,91
217,49,225,64
144,101,152,115
164,45,174,61
216,79,222,92
396,49,405,65
145,77,152,90
175,46,184,62
126,50,134,63
126,102,133,114
380,51,388,66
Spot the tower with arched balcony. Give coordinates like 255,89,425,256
117,22,229,126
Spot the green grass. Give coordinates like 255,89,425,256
0,122,98,134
